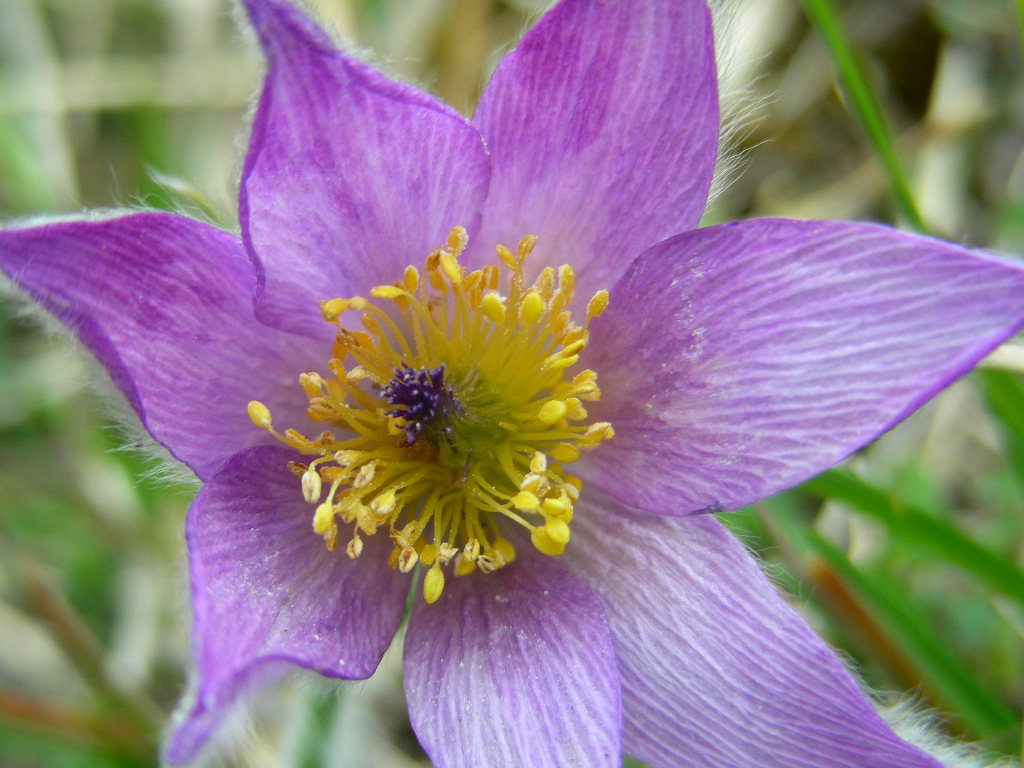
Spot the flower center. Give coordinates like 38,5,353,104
247,227,613,604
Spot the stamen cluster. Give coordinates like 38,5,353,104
247,227,613,603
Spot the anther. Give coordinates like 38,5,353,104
299,372,324,396
439,252,462,285
370,489,396,516
247,400,273,430
542,495,571,519
423,563,445,604
454,553,477,577
482,292,506,323
493,538,516,564
318,298,347,322
420,543,437,566
529,452,548,474
404,265,419,291
447,225,469,254
496,244,517,270
587,290,610,319
516,234,537,261
544,517,571,546
346,535,363,559
438,543,458,565
353,462,377,489
537,399,568,425
301,466,322,504
398,546,419,573
511,491,540,511
371,285,405,300
519,472,550,496
530,525,565,556
520,291,544,325
313,502,335,536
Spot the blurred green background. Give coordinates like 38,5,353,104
1,0,1024,766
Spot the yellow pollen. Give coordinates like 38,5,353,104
250,226,613,604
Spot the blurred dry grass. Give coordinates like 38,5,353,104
1,0,1024,766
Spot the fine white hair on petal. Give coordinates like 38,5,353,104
1,261,199,491
880,698,1019,768
704,0,775,208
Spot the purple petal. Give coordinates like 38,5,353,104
584,218,1024,514
0,213,319,481
239,0,491,338
403,548,621,768
472,0,718,297
166,444,408,763
563,492,942,768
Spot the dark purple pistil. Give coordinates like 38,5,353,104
380,364,459,445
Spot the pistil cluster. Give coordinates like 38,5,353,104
247,227,612,603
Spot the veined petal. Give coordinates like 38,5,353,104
166,445,408,764
0,213,318,481
240,0,491,338
472,0,718,297
564,492,942,768
584,218,1024,514
403,548,621,768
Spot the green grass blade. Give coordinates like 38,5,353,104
763,500,1017,740
977,368,1024,444
1015,0,1024,62
977,368,1024,490
808,531,1018,739
800,469,1024,605
799,0,926,231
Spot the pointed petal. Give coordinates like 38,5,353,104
166,445,408,763
403,549,621,768
564,493,942,768
472,0,718,297
0,213,319,481
239,0,491,338
584,219,1024,514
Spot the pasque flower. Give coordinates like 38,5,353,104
2,0,1023,765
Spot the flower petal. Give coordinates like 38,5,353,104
403,548,621,768
166,444,408,763
564,492,942,768
584,218,1024,514
0,213,318,481
239,0,491,338
472,0,718,296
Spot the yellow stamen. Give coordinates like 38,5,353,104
537,399,568,425
423,563,445,604
249,227,613,603
520,291,545,325
511,491,540,511
247,400,273,430
587,290,610,319
481,292,506,323
530,525,565,556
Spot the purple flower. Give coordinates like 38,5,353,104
2,0,1023,765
